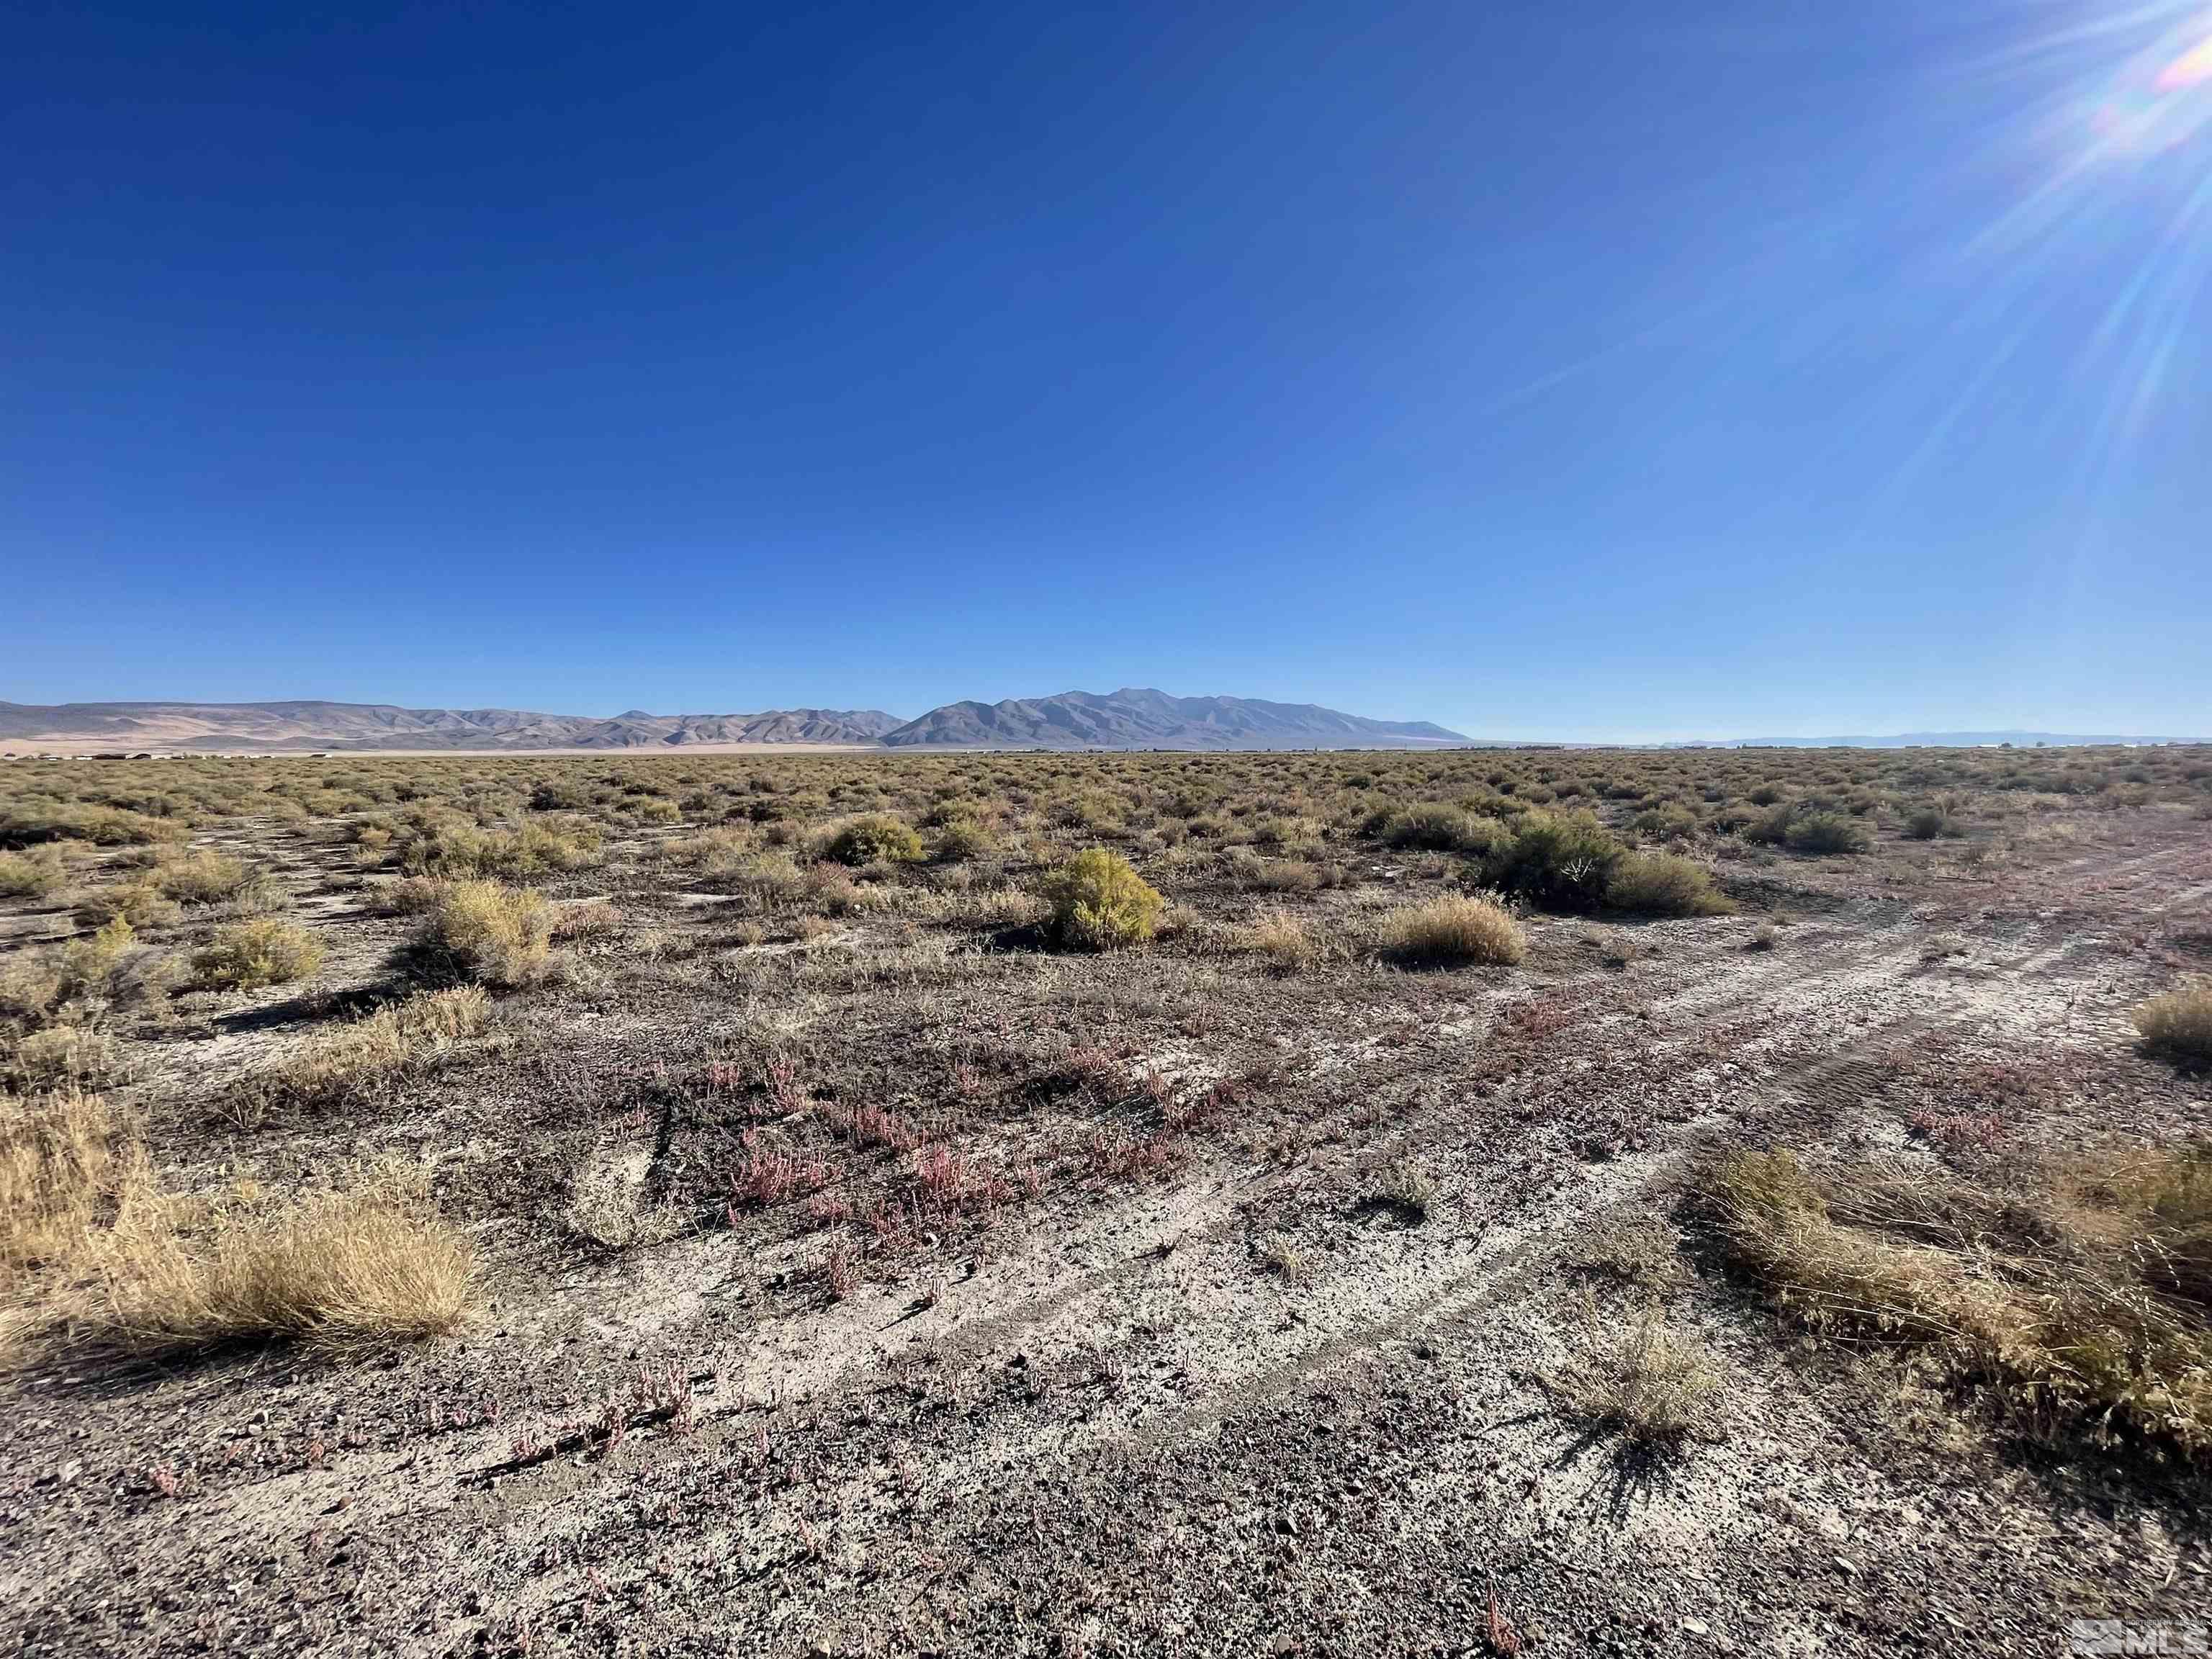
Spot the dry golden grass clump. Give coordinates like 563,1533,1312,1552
192,917,324,991
261,986,491,1107
1,1089,143,1295
1549,1295,1721,1449
1041,848,1165,949
413,879,553,986
4,1087,472,1359
1239,909,1317,971
2134,982,2212,1065
1379,894,1526,966
1706,1145,2212,1457
79,1179,475,1354
1604,850,1734,917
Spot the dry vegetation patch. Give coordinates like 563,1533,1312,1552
411,879,553,986
1705,1145,2212,1457
4,1086,472,1358
253,986,492,1110
78,1179,475,1356
191,917,323,991
1548,1296,1722,1451
3,740,2211,1644
1379,894,1525,966
1604,850,1733,917
2135,982,2212,1066
0,846,68,899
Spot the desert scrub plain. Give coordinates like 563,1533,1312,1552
3,743,2212,1657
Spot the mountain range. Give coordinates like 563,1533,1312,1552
0,691,1467,753
877,689,1464,750
5,698,2190,755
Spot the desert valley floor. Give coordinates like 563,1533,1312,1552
3,745,2211,1656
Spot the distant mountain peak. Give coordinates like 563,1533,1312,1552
878,689,1466,750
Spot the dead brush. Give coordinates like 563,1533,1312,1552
71,1172,476,1356
1372,1158,1438,1220
2134,981,2212,1066
822,1233,857,1302
551,897,623,942
1906,1107,2006,1156
1704,1143,2212,1457
1087,1129,1179,1185
1256,1231,1305,1282
1,1089,148,1303
1238,909,1318,971
248,986,490,1110
1377,894,1526,968
1547,1292,1722,1450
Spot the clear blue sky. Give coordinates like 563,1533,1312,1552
6,1,2208,740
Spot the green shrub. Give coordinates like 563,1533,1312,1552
1041,849,1164,949
62,916,138,992
1606,852,1734,917
1367,803,1507,855
1482,811,1623,910
1629,804,1699,843
154,849,251,905
192,918,324,991
1902,807,1961,841
1742,804,1794,846
1785,811,1871,855
825,814,925,867
0,804,188,849
529,779,595,811
74,878,182,932
932,817,996,863
1745,803,1872,854
0,847,68,899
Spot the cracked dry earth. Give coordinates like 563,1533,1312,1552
7,806,2212,1658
